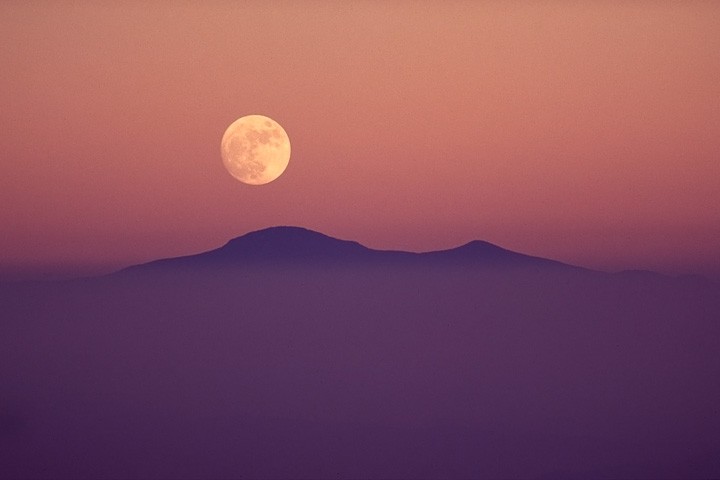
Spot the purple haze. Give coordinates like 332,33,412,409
1,227,719,478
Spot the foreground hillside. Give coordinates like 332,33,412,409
2,228,719,479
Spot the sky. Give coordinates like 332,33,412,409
1,1,719,279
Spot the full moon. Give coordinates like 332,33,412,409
220,115,291,185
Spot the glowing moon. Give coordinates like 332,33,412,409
221,115,291,185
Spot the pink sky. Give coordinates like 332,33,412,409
1,1,719,278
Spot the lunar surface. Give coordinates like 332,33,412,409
221,115,291,185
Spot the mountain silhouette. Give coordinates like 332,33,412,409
126,226,575,272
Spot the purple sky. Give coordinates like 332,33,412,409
1,2,719,278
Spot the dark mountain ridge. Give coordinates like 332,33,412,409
126,225,577,273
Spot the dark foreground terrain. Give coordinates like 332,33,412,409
2,227,719,478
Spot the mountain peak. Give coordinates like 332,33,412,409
456,239,510,253
213,226,369,262
224,226,331,247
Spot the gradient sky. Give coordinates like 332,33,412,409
1,1,719,278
